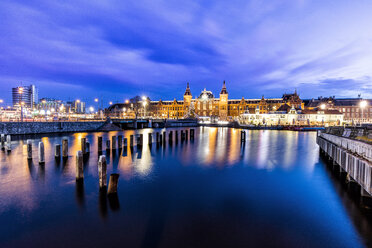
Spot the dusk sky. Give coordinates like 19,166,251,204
0,0,371,106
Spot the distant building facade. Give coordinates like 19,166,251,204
107,82,306,120
305,97,372,124
12,84,38,109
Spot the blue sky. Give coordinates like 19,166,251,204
0,0,371,106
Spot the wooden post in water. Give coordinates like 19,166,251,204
139,134,143,147
148,133,152,145
38,142,45,164
27,140,32,160
107,173,120,194
175,130,178,142
55,144,61,158
98,136,103,153
159,134,163,145
98,155,107,189
124,138,128,147
169,131,173,143
185,130,188,140
106,140,111,151
6,135,11,152
86,142,90,154
112,136,117,150
156,132,160,144
76,151,84,180
241,130,246,142
130,135,134,147
0,134,5,150
118,135,123,149
190,129,195,139
162,131,166,144
62,139,68,158
181,130,185,141
81,138,87,155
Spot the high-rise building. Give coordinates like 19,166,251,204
12,84,38,108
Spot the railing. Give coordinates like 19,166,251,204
319,132,372,163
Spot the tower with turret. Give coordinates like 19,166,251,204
219,81,228,120
183,82,192,116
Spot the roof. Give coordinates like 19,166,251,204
220,81,228,94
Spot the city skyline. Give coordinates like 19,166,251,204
1,0,372,103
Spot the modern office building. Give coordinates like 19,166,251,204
12,84,38,109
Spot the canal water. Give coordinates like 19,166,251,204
0,127,371,248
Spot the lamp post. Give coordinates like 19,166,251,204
359,100,368,125
18,87,24,122
142,96,147,119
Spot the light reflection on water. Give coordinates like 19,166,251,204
0,127,371,248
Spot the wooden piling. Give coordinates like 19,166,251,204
98,155,107,188
175,130,178,141
241,131,246,142
124,138,128,147
38,142,45,164
185,130,188,140
181,130,185,141
118,135,123,149
86,142,90,154
98,136,103,153
148,133,152,145
112,136,117,150
0,134,4,149
76,151,84,180
190,129,195,139
130,135,134,147
106,140,111,151
55,144,61,158
62,139,68,158
169,131,173,143
6,135,11,151
81,138,87,155
107,173,120,194
163,132,166,143
26,140,32,160
156,132,160,143
159,134,162,145
138,134,143,146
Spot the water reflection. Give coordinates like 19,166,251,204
1,128,372,247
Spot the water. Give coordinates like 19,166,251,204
0,127,371,248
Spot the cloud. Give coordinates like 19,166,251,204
0,0,371,105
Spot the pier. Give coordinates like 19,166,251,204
317,126,372,202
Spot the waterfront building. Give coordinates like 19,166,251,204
107,81,305,121
239,105,343,126
35,98,65,114
12,84,38,109
305,97,372,124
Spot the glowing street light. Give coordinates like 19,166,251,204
125,99,129,104
94,98,99,102
109,101,113,105
76,99,80,103
89,106,94,112
320,104,326,110
360,100,368,124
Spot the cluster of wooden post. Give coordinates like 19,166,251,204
25,138,69,164
97,154,119,194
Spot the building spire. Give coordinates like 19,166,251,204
220,80,228,94
184,82,191,96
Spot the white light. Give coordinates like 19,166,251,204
89,107,94,112
217,121,229,125
320,104,326,110
360,100,368,109
51,108,55,112
202,94,208,100
46,110,51,115
40,110,46,115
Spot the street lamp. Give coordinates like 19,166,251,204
142,97,147,118
320,104,326,110
360,100,368,124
